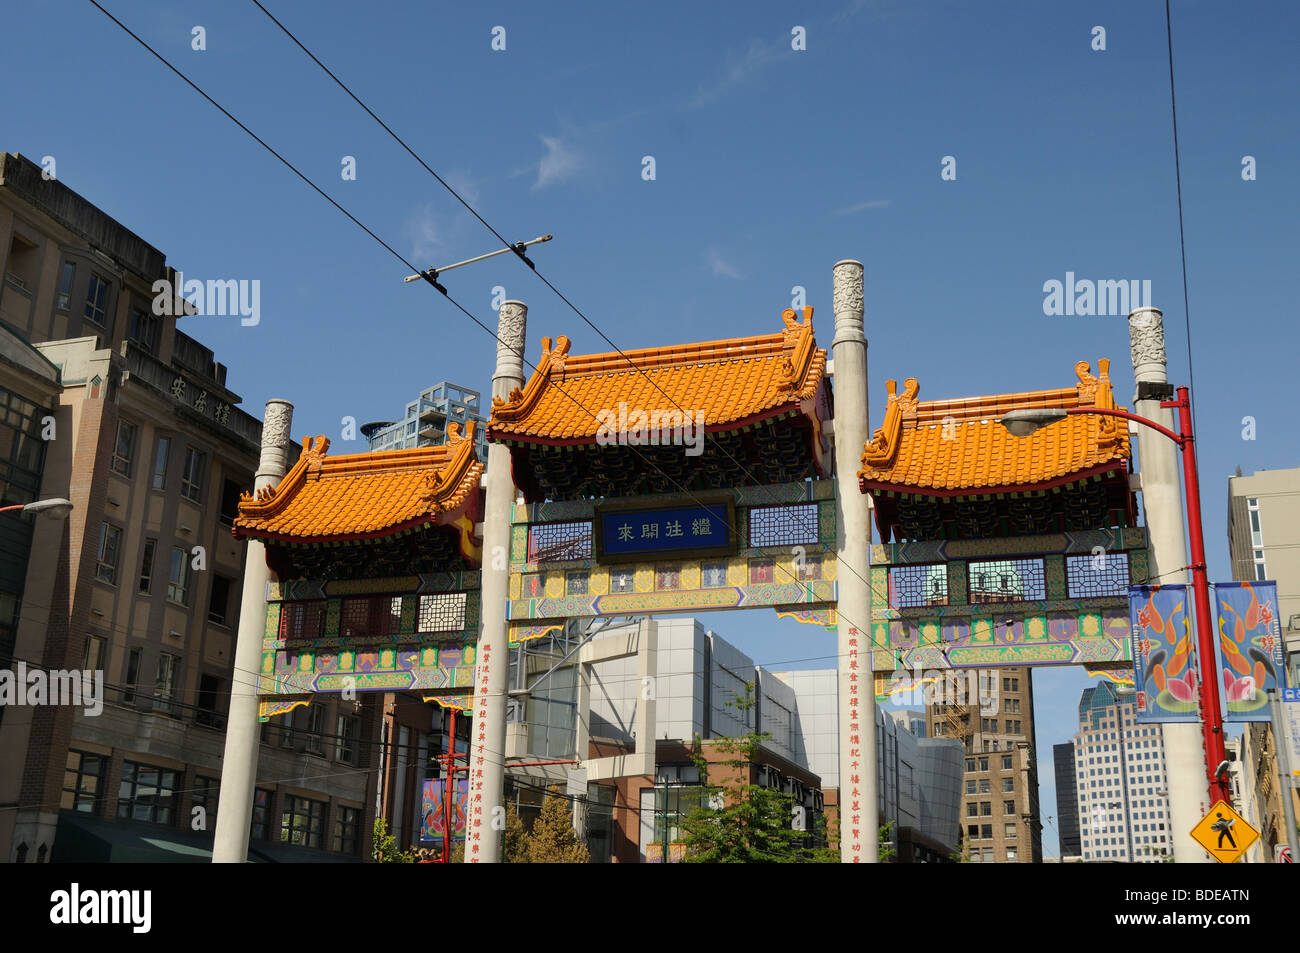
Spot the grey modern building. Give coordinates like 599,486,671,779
1053,741,1081,858
364,381,487,459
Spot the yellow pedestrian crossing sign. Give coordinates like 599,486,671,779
1190,800,1259,863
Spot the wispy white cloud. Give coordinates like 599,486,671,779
690,38,791,108
534,135,582,189
834,198,892,216
405,202,444,266
707,247,745,279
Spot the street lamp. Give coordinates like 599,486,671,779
999,385,1231,807
0,498,74,520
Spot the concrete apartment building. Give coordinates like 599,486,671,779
927,666,1043,862
1073,680,1172,862
0,152,375,862
1227,465,1300,862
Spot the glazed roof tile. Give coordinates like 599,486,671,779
858,360,1131,494
488,309,826,444
233,422,483,543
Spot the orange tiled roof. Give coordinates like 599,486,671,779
233,422,483,543
858,360,1130,495
488,308,826,443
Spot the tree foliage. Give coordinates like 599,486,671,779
679,682,838,863
525,786,590,863
371,817,415,863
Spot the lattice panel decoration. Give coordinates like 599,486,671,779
967,558,1047,603
340,596,403,639
888,563,949,608
528,520,593,562
747,503,819,548
418,592,469,633
1065,552,1131,598
279,600,327,642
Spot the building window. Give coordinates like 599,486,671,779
305,704,326,755
62,750,106,813
980,825,992,840
152,436,171,490
966,780,976,794
154,652,180,715
123,648,142,703
978,757,989,772
280,600,327,642
118,761,178,823
1004,799,1016,814
1002,777,1015,792
979,779,991,794
167,547,191,605
84,273,110,325
192,776,219,829
336,714,360,765
208,575,232,626
281,795,326,848
57,260,76,310
139,538,157,593
967,802,978,817
196,674,224,729
128,307,160,353
1006,847,1018,861
980,801,992,816
82,633,106,673
111,420,136,475
96,523,122,585
181,447,206,502
219,478,242,525
251,788,271,841
1005,822,1017,838
333,805,360,854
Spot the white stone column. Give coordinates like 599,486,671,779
832,260,877,862
1128,307,1209,862
213,398,293,863
465,301,526,862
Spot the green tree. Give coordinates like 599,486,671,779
371,816,415,863
879,820,898,863
679,682,838,863
450,802,529,862
524,787,590,863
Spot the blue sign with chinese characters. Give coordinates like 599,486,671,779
596,501,734,561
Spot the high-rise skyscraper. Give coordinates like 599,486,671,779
1073,680,1172,862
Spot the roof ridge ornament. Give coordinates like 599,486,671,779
861,377,917,470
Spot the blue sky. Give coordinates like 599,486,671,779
7,0,1298,858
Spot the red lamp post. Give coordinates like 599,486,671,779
1002,385,1232,807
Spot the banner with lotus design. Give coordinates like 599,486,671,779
1130,585,1199,723
1213,580,1287,722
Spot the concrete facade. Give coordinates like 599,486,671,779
0,151,374,862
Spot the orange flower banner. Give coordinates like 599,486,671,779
1213,581,1287,723
1130,585,1199,723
